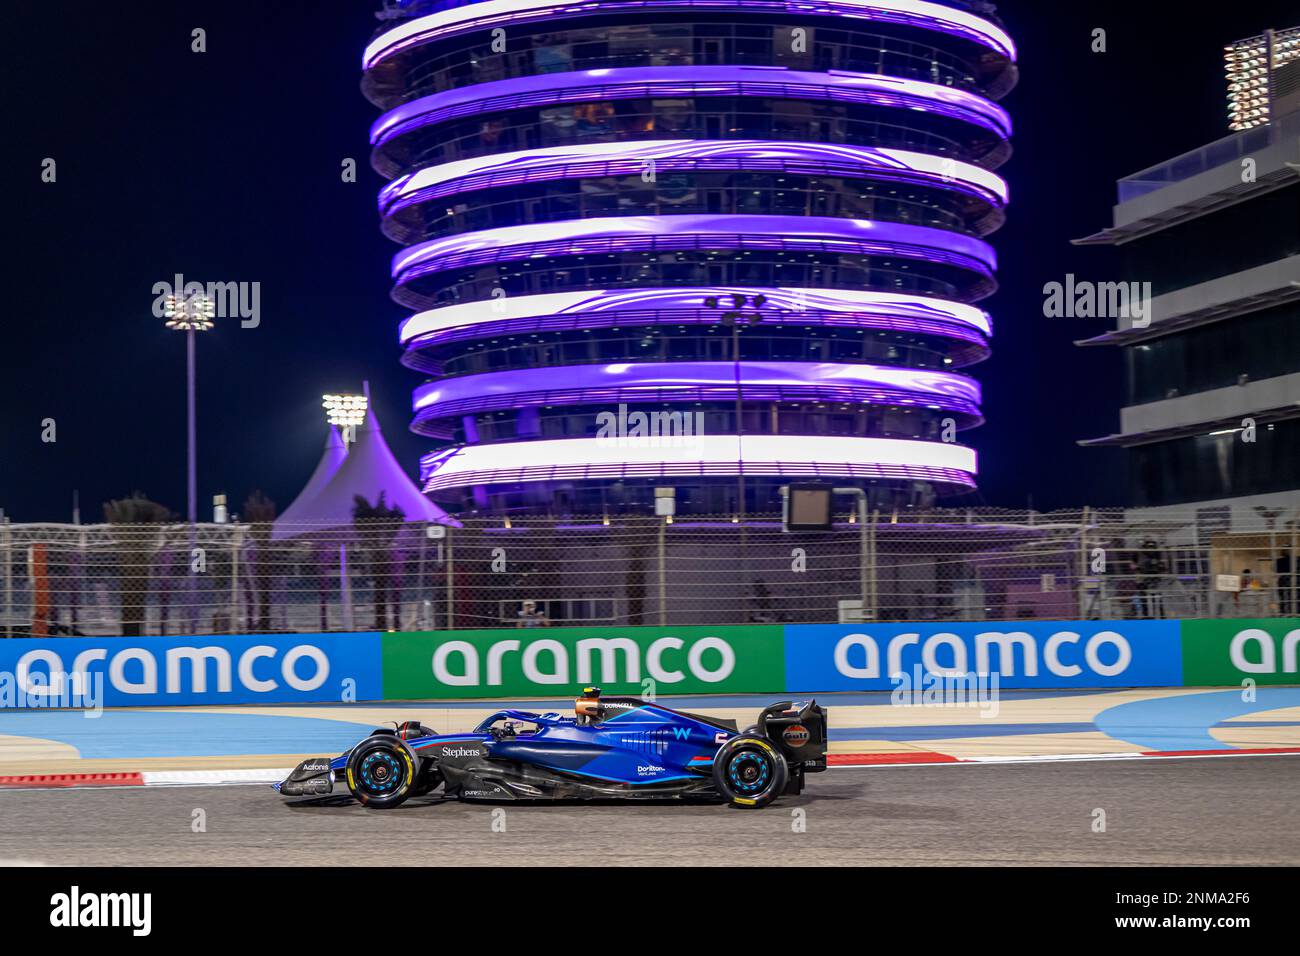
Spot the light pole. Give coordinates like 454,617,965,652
164,292,214,634
163,292,215,525
322,391,369,631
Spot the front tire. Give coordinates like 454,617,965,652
712,736,788,808
346,736,417,809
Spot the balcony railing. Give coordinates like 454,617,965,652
1117,110,1297,204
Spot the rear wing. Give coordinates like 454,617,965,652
757,699,828,772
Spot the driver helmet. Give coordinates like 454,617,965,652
575,686,602,719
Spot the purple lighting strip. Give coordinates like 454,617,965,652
363,0,1017,71
391,214,996,284
409,361,983,422
370,66,1012,150
401,311,989,363
378,140,1008,222
398,288,993,346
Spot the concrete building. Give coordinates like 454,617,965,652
1076,25,1300,537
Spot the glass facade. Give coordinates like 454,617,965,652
1122,188,1299,296
387,173,994,243
393,19,990,99
1131,418,1300,507
402,252,992,311
1126,301,1300,405
1113,177,1300,510
378,98,1008,174
430,326,968,379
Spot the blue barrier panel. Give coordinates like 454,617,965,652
784,620,1183,690
0,633,383,708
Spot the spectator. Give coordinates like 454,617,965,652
515,599,548,628
1134,539,1167,618
1276,552,1295,616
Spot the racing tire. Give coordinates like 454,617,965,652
712,736,788,808
346,736,417,809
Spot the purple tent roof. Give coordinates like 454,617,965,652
272,404,458,541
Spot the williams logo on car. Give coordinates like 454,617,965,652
782,725,810,747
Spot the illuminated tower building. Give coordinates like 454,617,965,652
362,0,1016,515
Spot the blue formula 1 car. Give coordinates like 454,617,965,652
276,688,827,809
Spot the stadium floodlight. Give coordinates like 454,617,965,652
323,393,368,425
163,292,216,331
1225,26,1300,130
323,393,368,444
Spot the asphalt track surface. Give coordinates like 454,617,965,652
1,755,1296,866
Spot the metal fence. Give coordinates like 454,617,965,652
3,508,1299,637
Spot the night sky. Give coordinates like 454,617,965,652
3,0,1295,521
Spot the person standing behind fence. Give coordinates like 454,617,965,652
515,599,549,628
1134,539,1167,618
1276,552,1295,616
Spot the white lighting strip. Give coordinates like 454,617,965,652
420,434,977,490
379,140,1009,212
364,0,1017,70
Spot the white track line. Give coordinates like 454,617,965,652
4,750,1298,794
141,768,291,787
831,750,1300,769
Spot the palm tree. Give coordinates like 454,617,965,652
103,493,174,636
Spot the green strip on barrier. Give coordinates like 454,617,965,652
381,625,786,699
1181,618,1300,686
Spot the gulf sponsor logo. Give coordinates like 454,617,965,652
782,725,810,747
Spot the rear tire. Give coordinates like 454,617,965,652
712,736,788,808
346,736,416,809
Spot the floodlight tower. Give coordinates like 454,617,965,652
323,393,369,446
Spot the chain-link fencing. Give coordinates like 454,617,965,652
2,507,1298,636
